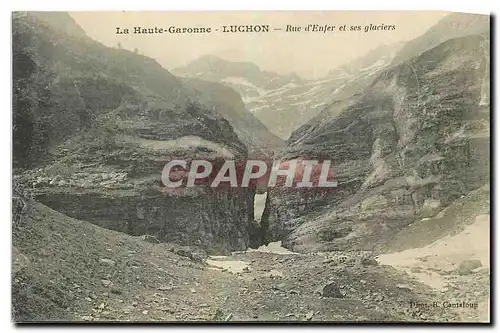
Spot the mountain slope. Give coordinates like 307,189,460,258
290,13,489,146
173,55,305,139
391,12,490,66
13,11,189,169
282,42,403,144
14,194,460,322
180,77,284,153
174,45,403,140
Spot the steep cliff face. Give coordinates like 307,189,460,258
263,33,490,253
174,48,403,140
24,106,256,254
13,12,256,254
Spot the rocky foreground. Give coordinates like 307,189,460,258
12,197,489,322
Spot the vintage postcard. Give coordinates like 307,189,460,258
12,11,490,323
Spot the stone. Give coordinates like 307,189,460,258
140,234,160,244
274,283,288,291
12,247,30,274
110,288,122,295
267,269,284,279
157,285,174,291
419,199,442,218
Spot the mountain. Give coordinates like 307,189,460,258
329,43,404,77
173,55,305,139
12,11,491,324
13,12,260,254
261,28,490,253
176,13,489,142
286,43,403,145
173,54,304,94
179,77,284,153
174,46,403,140
172,55,284,151
13,12,189,168
289,13,490,145
275,42,403,143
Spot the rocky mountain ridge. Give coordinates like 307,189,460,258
262,28,490,253
13,12,266,254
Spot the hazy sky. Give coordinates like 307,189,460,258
70,11,449,79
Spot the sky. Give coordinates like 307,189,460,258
70,11,449,79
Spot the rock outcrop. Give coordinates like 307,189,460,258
174,48,403,140
262,31,490,253
180,77,284,153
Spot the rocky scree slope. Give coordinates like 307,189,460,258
262,33,490,253
13,12,258,254
14,192,466,322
